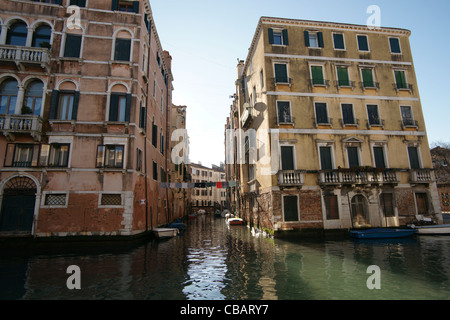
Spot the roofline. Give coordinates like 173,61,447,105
242,16,412,76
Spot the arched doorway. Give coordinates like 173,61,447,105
351,194,369,228
0,176,37,234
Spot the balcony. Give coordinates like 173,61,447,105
0,115,43,141
0,45,51,71
402,119,419,130
410,169,434,184
319,168,399,186
278,170,304,187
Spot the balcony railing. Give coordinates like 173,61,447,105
0,114,43,141
410,169,434,184
278,170,304,187
402,119,418,129
319,168,399,186
0,45,50,70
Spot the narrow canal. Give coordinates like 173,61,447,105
1,214,449,300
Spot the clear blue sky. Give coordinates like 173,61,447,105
151,0,450,168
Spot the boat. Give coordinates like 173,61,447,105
227,217,244,226
167,222,186,231
152,228,179,239
411,224,450,235
350,228,417,239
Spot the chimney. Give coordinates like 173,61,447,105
163,50,172,72
237,60,245,78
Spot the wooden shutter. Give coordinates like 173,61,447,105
109,94,119,121
318,32,324,48
71,91,80,120
342,104,354,124
268,28,274,44
373,147,386,168
325,195,339,220
320,147,333,170
49,90,60,120
275,64,288,83
337,67,349,86
111,0,119,10
282,29,289,45
281,146,295,171
304,31,310,47
408,147,420,169
347,147,359,168
315,103,328,124
125,93,131,122
311,66,323,84
132,1,139,13
362,69,373,87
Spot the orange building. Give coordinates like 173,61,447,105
0,0,178,238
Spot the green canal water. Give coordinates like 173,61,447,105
0,214,449,300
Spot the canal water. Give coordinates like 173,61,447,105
1,214,449,300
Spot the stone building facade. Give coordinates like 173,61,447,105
0,0,178,238
229,17,442,237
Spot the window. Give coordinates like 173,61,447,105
0,79,19,115
389,37,401,54
394,70,408,89
136,148,143,172
367,105,381,126
281,146,295,171
361,68,375,88
32,25,51,48
44,194,67,206
304,31,324,48
319,146,333,170
32,0,62,4
277,101,292,124
109,93,131,122
96,145,124,168
324,194,339,220
70,0,86,7
311,65,325,85
274,63,288,83
49,90,79,120
401,106,415,127
39,143,70,167
260,70,264,89
160,132,164,155
336,66,351,87
380,193,395,218
315,103,329,125
112,0,139,13
347,147,360,168
114,38,131,61
373,147,386,169
283,195,299,222
6,22,28,46
357,35,369,51
4,144,39,167
333,33,345,50
351,195,369,226
341,104,355,125
100,194,122,206
23,80,44,115
153,161,158,181
63,34,82,58
408,146,421,170
268,28,288,46
152,121,158,147
139,102,146,129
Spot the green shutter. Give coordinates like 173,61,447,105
49,90,60,120
362,69,374,87
337,67,349,86
395,70,407,89
268,28,274,44
311,66,324,85
275,64,288,83
283,196,299,222
282,29,289,45
109,94,119,121
304,31,310,47
318,32,324,48
111,0,119,10
125,93,131,122
71,91,79,120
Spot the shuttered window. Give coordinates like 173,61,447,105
373,147,386,169
274,63,288,83
63,34,82,58
357,35,369,51
281,146,295,171
408,147,421,170
380,193,395,218
109,93,131,122
337,67,350,86
283,196,299,222
311,66,324,85
320,147,333,170
114,38,131,62
389,38,401,54
315,103,329,124
361,68,374,87
268,28,288,45
347,147,360,168
324,195,339,220
333,33,345,50
342,104,355,125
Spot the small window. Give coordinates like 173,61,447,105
319,146,333,170
0,79,19,115
333,33,345,50
408,146,421,170
357,35,369,52
153,161,158,181
367,105,381,126
32,25,52,48
280,146,295,171
96,145,124,169
109,93,130,122
274,63,288,83
336,66,351,87
347,147,360,168
283,195,299,222
101,194,122,206
361,68,375,88
6,22,28,46
315,103,329,125
269,28,288,46
341,104,355,125
136,148,143,172
70,0,86,7
47,143,70,167
277,101,292,124
389,38,401,54
394,70,408,89
373,146,386,169
45,194,67,206
63,34,82,58
401,106,415,127
304,31,323,48
23,80,44,116
4,144,40,168
114,38,131,62
311,65,325,86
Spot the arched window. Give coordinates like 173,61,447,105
113,30,132,62
32,25,52,48
6,22,28,46
23,80,44,115
0,79,19,114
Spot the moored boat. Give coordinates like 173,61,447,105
152,228,179,239
350,228,417,239
227,217,244,226
411,224,450,235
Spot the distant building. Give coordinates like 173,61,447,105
0,0,179,237
431,146,450,213
190,163,226,212
228,17,442,237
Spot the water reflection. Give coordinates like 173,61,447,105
0,214,449,300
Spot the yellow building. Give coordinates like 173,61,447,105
231,17,442,237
